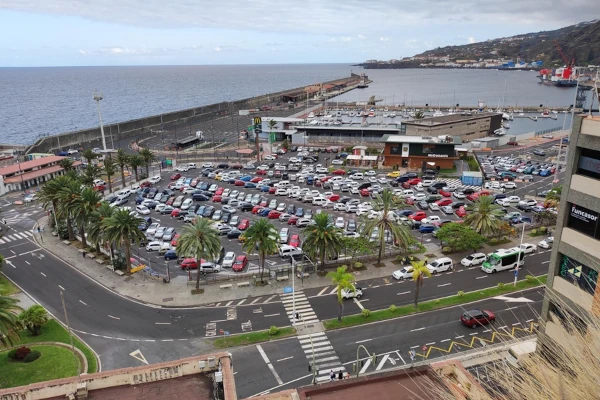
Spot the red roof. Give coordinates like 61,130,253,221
0,156,67,177
4,161,81,183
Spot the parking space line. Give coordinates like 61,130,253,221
250,297,262,304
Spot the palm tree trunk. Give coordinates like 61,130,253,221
66,216,74,241
414,280,420,308
95,242,101,256
80,224,87,248
320,250,326,272
145,164,150,178
337,300,344,322
378,236,384,264
195,251,204,290
133,168,139,182
124,237,132,273
107,174,113,193
120,167,126,189
259,251,265,283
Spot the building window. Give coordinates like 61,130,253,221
566,203,600,239
389,145,401,155
577,148,600,180
558,254,598,296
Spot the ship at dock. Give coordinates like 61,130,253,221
537,67,579,87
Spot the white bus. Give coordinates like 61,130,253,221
481,247,525,273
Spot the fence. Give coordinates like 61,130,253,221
533,126,563,137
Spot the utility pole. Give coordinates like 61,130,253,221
60,291,81,379
93,92,108,151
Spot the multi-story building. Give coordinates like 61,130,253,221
540,114,600,349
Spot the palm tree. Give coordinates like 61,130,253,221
71,187,102,248
176,217,222,290
411,260,431,308
138,148,156,178
17,305,48,336
327,266,355,322
414,110,425,120
362,189,413,264
267,119,277,144
128,154,144,182
115,149,130,189
59,158,74,172
241,218,279,284
102,157,117,193
0,296,22,347
544,185,562,209
57,178,83,241
463,195,504,236
81,149,97,164
87,202,114,256
38,175,73,228
302,213,344,272
80,164,103,187
102,208,145,273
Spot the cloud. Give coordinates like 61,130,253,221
380,36,390,42
213,46,222,52
340,36,352,42
357,34,366,40
468,37,476,43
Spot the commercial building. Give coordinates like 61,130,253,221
540,114,600,351
400,112,502,142
293,124,401,145
0,156,81,196
251,117,304,142
381,135,458,169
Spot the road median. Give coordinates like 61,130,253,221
212,326,297,349
323,275,547,330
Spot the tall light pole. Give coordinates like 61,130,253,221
515,222,529,286
94,92,108,150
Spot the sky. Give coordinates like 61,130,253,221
0,0,596,67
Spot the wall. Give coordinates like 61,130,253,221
404,118,490,141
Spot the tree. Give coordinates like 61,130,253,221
115,149,130,188
81,149,97,164
80,164,102,187
102,157,117,193
38,175,73,229
71,187,102,248
302,213,344,272
362,189,412,263
17,305,48,336
102,208,145,273
0,296,22,347
281,138,290,150
535,210,557,227
436,223,486,253
241,218,279,284
176,217,222,290
128,154,144,182
342,236,375,263
138,148,156,178
414,110,425,120
326,266,355,322
58,158,74,172
57,177,82,241
411,260,431,308
463,195,504,236
544,185,562,209
87,202,114,256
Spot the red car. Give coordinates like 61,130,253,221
252,205,263,214
360,189,371,197
436,199,453,207
251,177,264,183
409,211,427,221
401,182,411,189
289,234,301,247
405,197,415,205
171,234,180,247
268,210,282,219
321,176,332,182
327,194,340,202
256,169,267,175
180,258,198,270
332,169,346,175
315,180,322,187
93,185,105,192
460,309,496,328
455,206,467,217
140,181,152,188
268,187,276,194
170,173,181,180
466,193,479,202
191,179,199,187
215,187,224,195
507,141,519,146
232,255,248,272
231,163,243,169
171,208,181,217
234,180,245,186
478,190,491,197
212,195,222,203
439,190,452,198
288,216,299,225
408,178,422,185
238,219,250,230
166,197,176,205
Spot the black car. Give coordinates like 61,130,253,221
287,204,296,214
417,201,429,210
221,212,232,223
426,186,438,194
199,182,210,191
202,206,215,218
221,197,230,204
226,178,237,184
389,180,399,187
239,202,254,212
347,219,357,232
517,203,533,212
451,202,465,209
290,146,298,152
227,228,242,239
144,201,159,209
462,188,476,195
217,163,229,169
192,193,209,201
338,196,351,204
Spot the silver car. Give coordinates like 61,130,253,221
162,227,176,241
154,227,166,241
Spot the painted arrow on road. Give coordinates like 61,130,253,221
492,295,534,303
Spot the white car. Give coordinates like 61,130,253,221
264,155,277,161
175,165,189,172
24,194,37,203
222,252,236,268
67,149,78,154
484,181,501,190
518,199,537,207
352,173,364,180
507,196,520,203
135,205,151,215
275,188,288,196
392,266,414,280
145,241,162,252
334,203,347,211
428,203,440,211
202,162,213,168
453,191,466,199
426,257,454,274
341,286,363,299
501,182,517,189
148,175,162,184
538,237,554,249
296,218,314,228
542,134,554,139
365,170,377,176
496,198,512,207
155,204,167,213
331,159,344,165
180,199,193,210
345,205,358,213
461,253,487,267
146,223,160,236
335,217,345,229
422,215,441,224
411,193,427,202
182,187,196,194
519,243,537,254
221,205,236,214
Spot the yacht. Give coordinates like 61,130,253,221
494,128,507,136
389,112,396,118
349,112,356,117
383,113,389,118
433,110,444,117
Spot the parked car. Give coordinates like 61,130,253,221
392,266,414,280
426,257,454,273
460,253,487,267
538,236,554,249
341,286,363,299
232,255,248,272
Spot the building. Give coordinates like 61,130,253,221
251,117,304,142
381,135,458,169
0,156,81,196
540,114,600,351
400,113,502,142
293,124,402,145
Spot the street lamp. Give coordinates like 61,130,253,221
93,92,108,151
289,256,296,325
515,221,530,286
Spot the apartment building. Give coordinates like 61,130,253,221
540,115,600,348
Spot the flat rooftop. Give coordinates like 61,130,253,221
295,124,401,131
382,134,456,144
403,112,501,127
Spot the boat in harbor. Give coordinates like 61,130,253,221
502,123,510,129
494,128,507,136
389,112,396,118
433,110,444,117
537,67,579,87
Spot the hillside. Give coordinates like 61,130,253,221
417,20,600,67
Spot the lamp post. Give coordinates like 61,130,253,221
515,222,529,286
60,291,81,380
94,92,108,151
289,256,296,325
165,260,171,283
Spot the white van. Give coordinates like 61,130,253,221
506,340,537,367
187,163,197,169
401,189,415,198
279,245,303,258
275,180,291,189
312,197,327,206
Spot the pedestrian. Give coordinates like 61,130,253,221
338,371,343,380
330,370,334,381
82,250,86,259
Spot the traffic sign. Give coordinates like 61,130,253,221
255,125,262,134
248,125,254,131
283,286,293,294
253,117,262,125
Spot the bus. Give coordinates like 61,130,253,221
481,247,525,273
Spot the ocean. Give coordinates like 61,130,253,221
0,65,588,145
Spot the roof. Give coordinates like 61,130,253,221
462,171,483,178
347,155,378,161
296,125,401,132
175,136,199,145
4,162,82,183
0,156,67,177
383,135,457,144
261,117,305,123
403,112,501,127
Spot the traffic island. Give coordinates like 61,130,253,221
212,326,297,349
323,275,547,330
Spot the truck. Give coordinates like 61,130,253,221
481,247,525,273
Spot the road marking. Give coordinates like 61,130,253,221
397,291,410,295
483,329,492,333
376,354,390,370
250,297,262,305
355,339,372,344
10,250,15,255
504,307,518,311
410,327,425,332
129,349,149,365
317,287,329,296
257,345,283,385
512,322,521,326
372,285,380,289
225,301,233,306
425,342,436,346
440,339,451,343
108,315,120,320
476,276,487,279
410,345,420,349
469,332,478,336
58,285,65,290
162,339,174,342
24,261,30,265
455,335,464,339
437,283,451,287
264,295,277,303
353,298,365,310
497,325,508,330
215,302,221,307
542,261,550,264
329,287,339,295
276,356,293,362
155,322,171,325
237,299,246,306
79,300,87,306
40,272,46,277
264,313,280,317
525,319,534,323
359,358,371,374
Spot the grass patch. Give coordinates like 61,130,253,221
16,320,97,374
323,275,547,330
0,275,18,296
212,327,296,349
0,345,80,388
486,237,512,246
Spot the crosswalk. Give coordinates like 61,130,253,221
298,332,346,383
1,210,37,225
0,231,34,244
440,178,481,191
281,291,319,324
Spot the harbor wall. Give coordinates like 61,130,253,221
26,74,362,155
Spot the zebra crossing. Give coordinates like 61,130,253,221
281,291,319,325
298,332,347,383
0,231,34,244
1,210,37,225
439,178,480,191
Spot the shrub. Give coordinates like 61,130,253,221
435,299,441,304
23,350,41,363
442,246,452,253
353,262,364,270
540,226,547,233
497,283,505,290
389,305,397,313
7,349,18,359
361,309,371,318
489,238,498,245
15,346,31,360
395,255,405,263
268,326,280,336
531,229,538,235
526,275,536,284
457,291,465,298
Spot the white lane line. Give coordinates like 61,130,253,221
359,358,371,374
397,291,410,295
250,297,262,305
162,339,174,342
425,342,436,346
58,285,65,290
396,351,406,365
376,354,389,371
10,250,15,255
155,322,171,325
264,295,277,303
469,332,478,336
317,287,329,296
257,345,283,385
225,301,233,306
497,325,508,330
410,327,425,332
353,298,365,310
476,276,487,279
504,307,518,311
276,356,293,362
264,313,280,317
108,315,120,320
483,329,491,333
542,261,550,264
25,261,30,265
455,335,465,339
440,339,451,343
372,285,380,289
512,322,521,326
525,319,534,323
79,300,87,306
410,345,420,349
355,339,372,344
437,283,451,287
237,299,246,306
40,272,46,277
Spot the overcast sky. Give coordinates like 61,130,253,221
0,0,595,67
